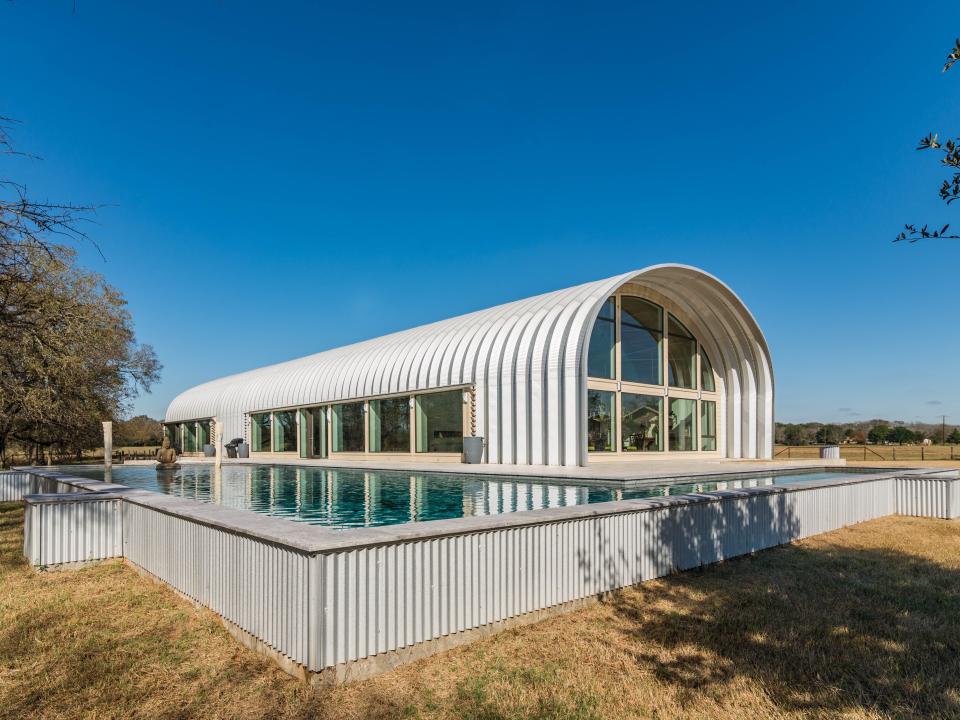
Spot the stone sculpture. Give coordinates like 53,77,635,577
156,436,178,466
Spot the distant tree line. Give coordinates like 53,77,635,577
776,420,960,446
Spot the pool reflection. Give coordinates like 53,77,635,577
60,464,799,531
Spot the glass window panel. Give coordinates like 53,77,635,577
311,407,327,458
415,391,464,453
298,409,309,458
183,422,197,453
701,349,716,392
273,410,297,452
621,393,663,452
621,296,662,385
668,313,696,389
251,412,272,452
369,397,410,453
587,389,616,452
587,297,616,379
197,420,210,448
668,397,697,451
701,400,717,451
332,402,364,452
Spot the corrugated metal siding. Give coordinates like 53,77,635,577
0,471,30,502
163,265,775,465
123,502,313,666
896,477,960,519
310,479,895,670
23,497,123,566
22,497,36,563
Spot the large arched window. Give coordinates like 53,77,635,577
621,297,661,385
667,314,696,389
587,297,616,379
586,293,721,455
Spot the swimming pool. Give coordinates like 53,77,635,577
60,464,876,530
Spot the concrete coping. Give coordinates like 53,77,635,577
15,465,950,555
24,491,127,504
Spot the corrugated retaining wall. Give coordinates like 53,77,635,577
0,471,31,502
23,492,124,566
16,468,960,680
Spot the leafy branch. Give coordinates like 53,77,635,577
894,223,958,242
944,37,960,72
895,38,960,242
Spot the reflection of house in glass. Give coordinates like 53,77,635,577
164,265,772,466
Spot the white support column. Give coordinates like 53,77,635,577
102,421,113,469
214,418,222,468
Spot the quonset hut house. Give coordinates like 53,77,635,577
163,265,773,467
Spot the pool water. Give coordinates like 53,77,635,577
59,464,872,531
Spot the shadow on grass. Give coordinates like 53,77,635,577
608,523,960,717
572,490,960,717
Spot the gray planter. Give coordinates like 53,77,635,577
237,442,250,459
202,444,215,457
463,436,485,464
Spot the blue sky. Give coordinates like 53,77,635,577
3,1,959,425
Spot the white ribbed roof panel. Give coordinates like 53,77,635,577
164,265,774,466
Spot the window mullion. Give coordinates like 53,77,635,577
617,294,622,383
696,340,701,392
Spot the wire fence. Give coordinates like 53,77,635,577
775,444,959,462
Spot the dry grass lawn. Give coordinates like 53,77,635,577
2,502,960,720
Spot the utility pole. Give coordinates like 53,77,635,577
941,415,948,445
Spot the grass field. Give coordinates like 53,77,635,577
2,502,960,720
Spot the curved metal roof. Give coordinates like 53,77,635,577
165,264,773,465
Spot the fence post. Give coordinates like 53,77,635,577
863,446,866,461
893,447,896,461
922,446,925,462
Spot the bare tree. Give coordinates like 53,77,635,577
0,117,160,465
0,116,100,254
0,116,102,338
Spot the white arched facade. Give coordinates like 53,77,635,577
164,265,773,466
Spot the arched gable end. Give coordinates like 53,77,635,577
570,265,773,466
